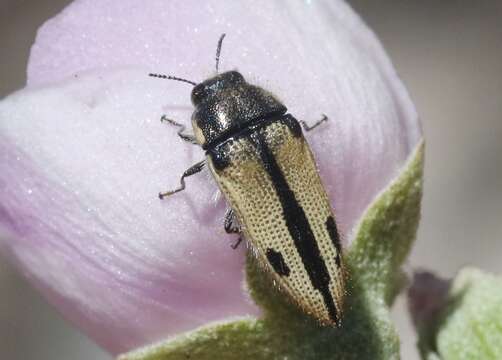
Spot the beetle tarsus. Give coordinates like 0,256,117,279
300,114,329,132
159,160,205,199
160,115,198,144
231,237,243,249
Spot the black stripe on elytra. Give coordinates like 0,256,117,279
250,129,338,324
280,114,302,138
207,115,300,171
326,216,342,268
266,248,290,277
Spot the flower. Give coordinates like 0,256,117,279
0,0,421,355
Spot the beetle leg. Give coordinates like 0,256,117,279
230,238,243,250
299,114,328,132
159,160,205,199
160,115,198,145
224,209,240,233
224,209,243,249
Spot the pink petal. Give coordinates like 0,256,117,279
0,0,421,355
0,69,255,353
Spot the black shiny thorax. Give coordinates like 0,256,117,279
191,71,287,150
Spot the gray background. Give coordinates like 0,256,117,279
1,1,502,359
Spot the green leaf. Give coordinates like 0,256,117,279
348,142,423,305
423,268,502,360
118,140,424,360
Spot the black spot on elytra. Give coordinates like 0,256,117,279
266,248,290,277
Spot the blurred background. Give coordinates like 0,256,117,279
1,1,502,359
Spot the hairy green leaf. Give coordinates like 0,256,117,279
421,268,502,360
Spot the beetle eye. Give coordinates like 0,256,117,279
227,71,244,83
191,84,207,105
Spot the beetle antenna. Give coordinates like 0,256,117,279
215,33,226,73
148,73,197,86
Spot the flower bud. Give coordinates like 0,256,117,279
1,0,422,355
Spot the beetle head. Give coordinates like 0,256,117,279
149,34,286,148
190,71,286,149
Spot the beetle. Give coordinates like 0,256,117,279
149,34,345,326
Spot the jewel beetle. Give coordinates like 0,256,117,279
149,34,345,326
